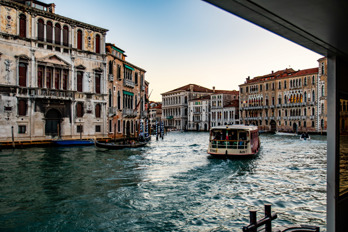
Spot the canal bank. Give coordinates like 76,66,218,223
0,132,327,231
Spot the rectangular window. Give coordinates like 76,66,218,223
77,125,83,133
55,69,61,89
95,73,101,94
18,125,26,134
38,66,44,88
260,85,263,91
284,80,287,89
240,88,243,94
19,63,27,87
266,83,269,90
46,67,52,88
118,120,121,133
135,73,138,85
77,71,83,92
95,125,101,132
63,70,68,90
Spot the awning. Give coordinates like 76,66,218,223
123,90,134,96
124,65,134,71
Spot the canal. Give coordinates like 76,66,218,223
0,132,327,231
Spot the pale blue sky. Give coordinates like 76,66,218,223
44,0,321,101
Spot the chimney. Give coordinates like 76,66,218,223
190,84,193,92
271,70,274,74
49,3,56,13
213,86,215,93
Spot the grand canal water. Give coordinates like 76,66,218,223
0,132,327,231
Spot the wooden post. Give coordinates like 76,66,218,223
11,126,15,148
250,210,257,232
80,124,82,140
265,204,272,232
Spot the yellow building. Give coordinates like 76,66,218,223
239,58,327,133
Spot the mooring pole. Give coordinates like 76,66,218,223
80,124,82,140
265,204,272,232
114,123,116,141
11,126,15,148
250,210,257,232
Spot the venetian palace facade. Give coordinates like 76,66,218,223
0,0,109,141
239,57,327,133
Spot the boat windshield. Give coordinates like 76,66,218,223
210,129,249,149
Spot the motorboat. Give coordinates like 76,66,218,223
207,125,260,157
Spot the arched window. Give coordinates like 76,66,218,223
304,108,307,116
304,92,307,102
117,91,121,110
95,104,101,118
312,76,315,84
312,90,315,102
108,89,112,107
109,60,113,75
63,25,69,46
19,14,26,38
77,71,83,92
95,73,101,94
312,108,315,116
55,23,61,45
38,18,44,41
321,85,325,96
77,29,83,50
95,34,100,53
19,62,27,87
46,21,53,43
76,102,84,117
322,103,324,114
18,99,27,116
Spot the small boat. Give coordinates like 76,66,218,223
53,139,94,146
275,131,297,136
207,125,260,158
95,140,148,150
300,133,311,140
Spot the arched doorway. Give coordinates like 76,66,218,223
204,123,208,131
45,109,62,137
270,120,277,132
293,123,298,133
196,123,200,131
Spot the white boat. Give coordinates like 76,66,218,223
207,125,260,157
275,131,297,136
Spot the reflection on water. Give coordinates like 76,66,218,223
0,132,326,231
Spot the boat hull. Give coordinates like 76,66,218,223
95,140,147,149
53,140,94,146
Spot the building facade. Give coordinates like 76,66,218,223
0,0,108,141
239,58,327,133
161,84,214,130
105,43,147,139
187,96,210,131
210,91,239,127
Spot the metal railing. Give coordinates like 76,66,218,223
210,140,248,149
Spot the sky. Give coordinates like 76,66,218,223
42,0,321,101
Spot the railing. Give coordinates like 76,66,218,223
17,87,74,99
243,204,277,232
123,108,137,117
124,79,135,88
210,140,248,149
108,107,117,116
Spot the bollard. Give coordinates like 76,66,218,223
265,204,272,232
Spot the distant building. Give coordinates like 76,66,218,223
239,57,327,133
210,91,239,127
148,101,162,131
187,96,210,131
0,0,108,141
105,43,147,138
161,84,214,130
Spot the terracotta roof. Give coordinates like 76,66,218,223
190,95,211,101
224,100,239,108
240,67,318,85
214,90,239,95
161,84,213,95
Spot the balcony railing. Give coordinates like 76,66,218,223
108,107,117,116
124,79,135,88
17,87,74,100
123,108,137,118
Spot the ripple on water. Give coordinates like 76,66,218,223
0,132,327,231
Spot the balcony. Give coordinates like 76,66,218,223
108,107,117,116
123,108,137,118
124,79,135,88
193,111,201,115
108,74,114,82
17,87,74,100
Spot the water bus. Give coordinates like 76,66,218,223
207,125,260,158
